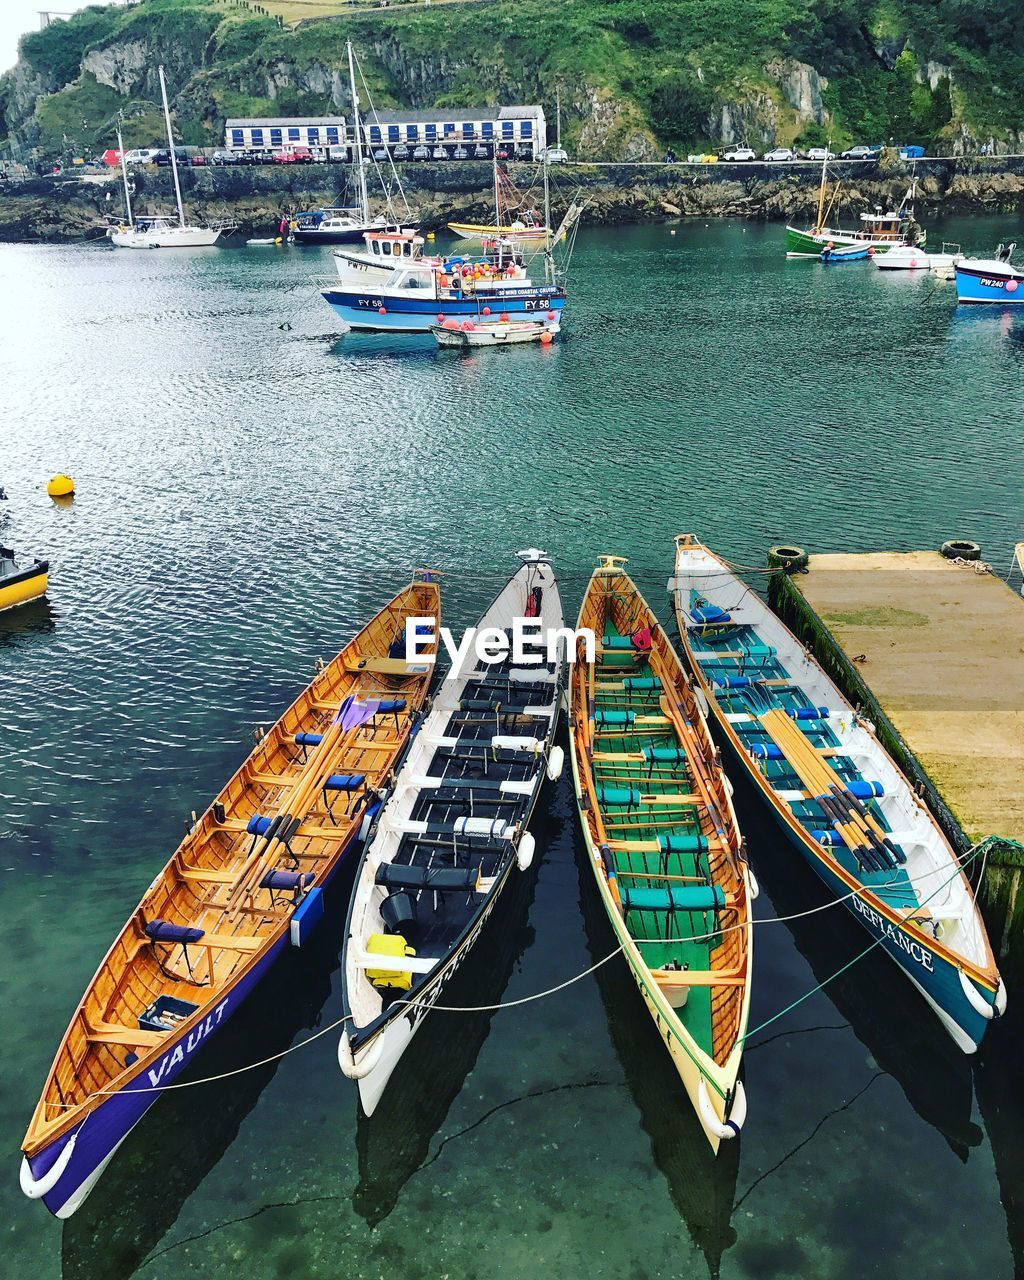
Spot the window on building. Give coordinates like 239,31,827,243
287,128,299,142
307,128,319,143
370,126,382,144
464,123,475,138
425,124,436,141
326,127,339,144
270,129,283,147
444,123,456,136
482,122,494,138
388,125,400,143
502,122,514,138
231,130,244,147
408,124,418,140
251,129,264,144
521,121,533,137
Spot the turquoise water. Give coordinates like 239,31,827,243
1,218,1023,1279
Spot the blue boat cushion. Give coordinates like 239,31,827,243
389,624,432,659
376,864,480,891
846,780,884,800
690,604,731,626
294,732,323,748
260,870,314,892
145,919,205,945
595,710,635,726
247,814,274,836
376,698,407,714
601,635,636,650
788,706,829,721
620,885,726,913
751,743,783,759
645,746,687,764
598,786,641,807
324,773,365,792
812,829,844,847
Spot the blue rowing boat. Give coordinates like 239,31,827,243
671,535,1004,1053
819,244,871,263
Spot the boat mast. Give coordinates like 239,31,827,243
556,88,561,152
814,137,830,233
347,41,370,223
158,66,186,229
543,152,553,286
116,117,133,227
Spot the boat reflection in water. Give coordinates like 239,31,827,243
352,834,540,1226
576,827,740,1280
975,1014,1024,1274
736,788,980,1160
59,884,348,1280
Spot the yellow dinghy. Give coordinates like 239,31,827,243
569,556,753,1151
0,545,49,612
447,221,550,250
21,570,440,1219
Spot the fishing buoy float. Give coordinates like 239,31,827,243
670,228,676,235
426,231,435,240
540,331,554,344
436,313,445,323
482,306,491,315
547,311,556,320
1007,279,1019,292
378,306,386,315
47,474,74,498
500,312,510,322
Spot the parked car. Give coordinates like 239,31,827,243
432,145,446,160
274,147,315,164
242,149,275,165
210,149,237,166
763,147,795,162
154,148,192,167
495,146,512,161
393,144,410,160
472,144,489,159
372,147,388,161
721,145,756,161
452,146,469,159
840,144,876,160
899,144,925,159
412,145,430,160
541,146,569,163
123,148,161,166
326,145,350,163
802,147,835,161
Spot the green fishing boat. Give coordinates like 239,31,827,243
786,150,923,258
568,556,753,1151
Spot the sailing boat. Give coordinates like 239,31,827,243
785,145,923,258
448,158,551,249
109,67,230,249
292,42,417,245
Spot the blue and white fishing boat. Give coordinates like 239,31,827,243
20,574,440,1218
671,535,1005,1053
954,243,1024,304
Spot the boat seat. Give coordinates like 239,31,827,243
322,772,366,821
689,604,732,627
600,635,636,650
259,869,314,904
376,864,481,892
620,885,726,913
295,732,323,748
84,1019,166,1050
145,919,205,945
347,656,429,677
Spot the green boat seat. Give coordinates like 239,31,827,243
645,746,688,765
658,833,709,854
598,786,641,807
623,676,661,690
620,885,725,913
601,635,636,650
595,710,635,726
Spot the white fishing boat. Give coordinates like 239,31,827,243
431,317,559,348
339,551,566,1115
108,69,232,249
876,242,964,272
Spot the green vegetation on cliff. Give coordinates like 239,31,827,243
1,0,1021,161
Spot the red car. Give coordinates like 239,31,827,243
274,148,314,165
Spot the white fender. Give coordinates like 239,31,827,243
959,968,995,1020
723,775,734,798
747,869,760,900
694,687,710,719
20,1134,77,1200
338,1030,385,1080
517,831,536,871
546,745,565,781
995,978,1008,1017
697,1078,743,1141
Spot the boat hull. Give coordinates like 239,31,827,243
110,227,222,248
955,263,1024,304
0,562,48,613
785,224,914,259
431,321,558,347
323,287,566,333
294,226,385,245
21,830,356,1217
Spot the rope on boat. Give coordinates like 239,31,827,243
52,839,995,1106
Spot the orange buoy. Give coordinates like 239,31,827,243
482,306,491,315
540,331,554,344
47,474,75,498
378,306,386,315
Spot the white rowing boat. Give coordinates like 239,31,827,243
339,550,566,1114
431,319,559,348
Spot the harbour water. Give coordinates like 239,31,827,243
2,218,1023,1279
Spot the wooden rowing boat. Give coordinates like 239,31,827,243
20,571,440,1218
1015,541,1024,597
568,556,752,1152
340,551,565,1114
672,534,1004,1051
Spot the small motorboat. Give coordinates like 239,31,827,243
339,551,565,1115
569,556,753,1151
876,242,963,272
431,318,559,348
819,243,871,263
955,242,1024,304
0,545,49,613
20,571,441,1218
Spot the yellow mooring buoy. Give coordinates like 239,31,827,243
47,474,75,498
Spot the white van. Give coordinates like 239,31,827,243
123,148,161,166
